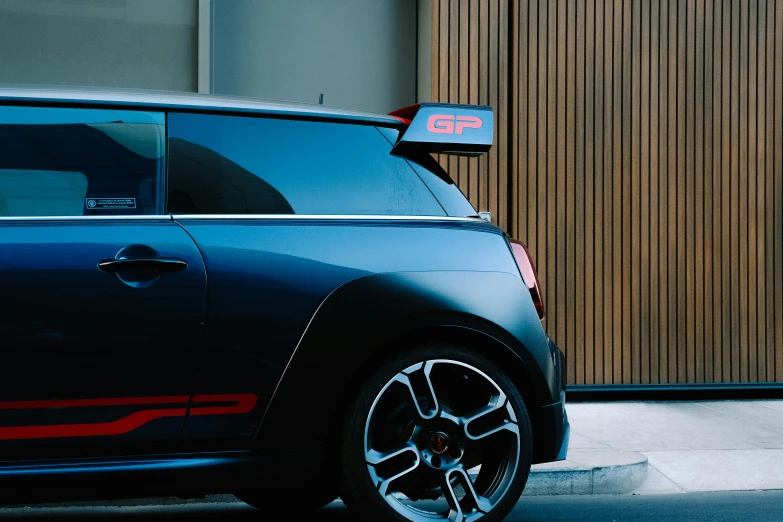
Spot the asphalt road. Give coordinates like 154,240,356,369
1,491,782,522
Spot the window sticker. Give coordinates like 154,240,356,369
85,198,137,210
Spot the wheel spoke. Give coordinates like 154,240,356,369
462,394,519,441
441,467,492,522
366,442,421,497
366,443,417,466
392,361,439,420
374,450,421,497
440,469,465,522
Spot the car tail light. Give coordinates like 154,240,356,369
508,239,545,320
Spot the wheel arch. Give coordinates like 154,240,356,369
327,324,551,463
372,324,547,417
252,270,557,476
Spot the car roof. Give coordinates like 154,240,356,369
0,84,402,126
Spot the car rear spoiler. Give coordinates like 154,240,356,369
387,103,493,157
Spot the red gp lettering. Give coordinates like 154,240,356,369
427,114,455,134
427,114,483,134
456,115,482,134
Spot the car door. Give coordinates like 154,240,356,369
0,105,206,461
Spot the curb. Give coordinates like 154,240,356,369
520,451,649,496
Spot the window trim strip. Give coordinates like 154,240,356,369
0,214,483,223
0,215,172,221
170,214,483,222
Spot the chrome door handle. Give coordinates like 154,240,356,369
98,257,188,273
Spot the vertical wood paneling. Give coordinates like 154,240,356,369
556,0,568,379
766,0,777,382
711,0,723,382
721,0,732,382
686,0,696,383
659,0,671,382
546,0,557,382
449,0,460,187
459,0,469,200
669,0,680,383
703,0,714,383
437,0,449,175
677,0,687,383
650,0,661,383
602,0,615,383
499,0,510,233
479,0,490,225
695,0,705,383
470,0,481,214
612,0,623,384
641,0,651,384
489,1,499,228
585,0,595,383
432,0,783,384
632,0,642,383
594,0,605,385
511,0,520,242
748,0,758,382
575,0,586,384
566,0,577,384
775,0,783,381
730,0,741,382
622,0,633,384
536,0,548,330
515,0,526,240
756,0,767,381
739,0,750,382
528,0,538,253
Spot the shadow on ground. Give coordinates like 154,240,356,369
0,502,352,522
3,490,783,522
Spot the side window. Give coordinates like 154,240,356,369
167,112,446,216
0,106,165,217
376,126,478,218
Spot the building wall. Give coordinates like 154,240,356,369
0,0,198,91
0,0,418,115
211,0,417,114
432,0,783,385
418,0,433,102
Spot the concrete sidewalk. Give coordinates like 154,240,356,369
561,400,783,495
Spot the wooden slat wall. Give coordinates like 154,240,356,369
432,0,783,384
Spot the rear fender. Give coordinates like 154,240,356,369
252,270,558,454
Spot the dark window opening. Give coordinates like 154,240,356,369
167,112,445,217
0,106,165,217
375,126,478,218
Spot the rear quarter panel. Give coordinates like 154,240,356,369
174,217,543,449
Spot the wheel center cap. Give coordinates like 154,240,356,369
429,432,450,455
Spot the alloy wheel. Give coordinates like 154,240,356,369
363,359,522,522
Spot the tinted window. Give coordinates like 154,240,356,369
167,113,446,216
376,126,478,218
0,106,165,217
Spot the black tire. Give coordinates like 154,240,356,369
235,480,338,514
340,344,533,522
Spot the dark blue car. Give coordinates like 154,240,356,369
0,86,568,522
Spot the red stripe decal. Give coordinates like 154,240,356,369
0,393,257,441
0,408,188,441
189,393,258,416
0,396,190,411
